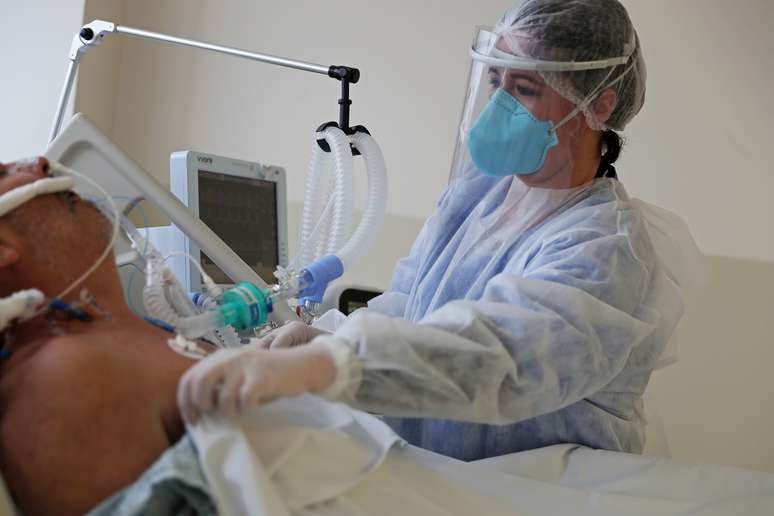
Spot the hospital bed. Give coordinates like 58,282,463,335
1,397,771,516
1,448,772,515
413,444,774,515
180,393,774,516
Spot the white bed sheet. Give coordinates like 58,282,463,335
189,395,774,516
403,443,774,516
189,395,519,516
2,395,772,516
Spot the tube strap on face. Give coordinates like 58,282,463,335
0,176,75,218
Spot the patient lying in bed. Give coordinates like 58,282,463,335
0,158,200,515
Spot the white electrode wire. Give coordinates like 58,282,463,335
37,162,121,316
162,251,223,299
163,251,209,284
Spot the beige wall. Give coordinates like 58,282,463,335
621,0,774,263
0,1,87,159
619,0,774,473
648,256,774,472
78,0,515,218
71,0,773,472
75,0,126,137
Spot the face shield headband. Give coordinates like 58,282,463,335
465,28,636,176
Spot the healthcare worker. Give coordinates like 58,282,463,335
178,0,702,461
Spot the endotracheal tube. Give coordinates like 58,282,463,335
118,191,332,345
175,270,314,340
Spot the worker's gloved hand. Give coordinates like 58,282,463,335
177,342,336,423
259,321,330,349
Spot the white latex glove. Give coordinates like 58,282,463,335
259,321,330,349
177,342,336,423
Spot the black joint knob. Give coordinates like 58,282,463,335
328,66,361,84
80,27,95,40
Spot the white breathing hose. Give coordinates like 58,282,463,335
116,217,180,326
155,253,241,348
293,128,388,278
161,252,240,348
120,218,240,347
297,126,354,268
326,128,355,255
142,264,184,326
298,140,328,268
314,199,334,261
337,131,388,269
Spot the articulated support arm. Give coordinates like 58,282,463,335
50,19,368,152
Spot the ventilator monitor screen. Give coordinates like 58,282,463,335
198,170,278,284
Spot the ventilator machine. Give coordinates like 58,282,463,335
45,19,388,348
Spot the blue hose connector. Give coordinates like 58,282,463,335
298,254,344,304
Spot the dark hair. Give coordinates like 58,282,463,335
600,129,623,166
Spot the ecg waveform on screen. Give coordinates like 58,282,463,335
197,170,278,284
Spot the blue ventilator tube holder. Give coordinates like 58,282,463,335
298,254,344,304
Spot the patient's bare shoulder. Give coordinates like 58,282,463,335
0,333,177,516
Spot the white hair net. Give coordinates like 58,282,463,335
496,0,646,130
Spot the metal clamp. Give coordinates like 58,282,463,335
68,20,116,60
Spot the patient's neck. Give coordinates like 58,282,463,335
2,259,144,356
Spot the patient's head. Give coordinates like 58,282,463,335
0,157,115,298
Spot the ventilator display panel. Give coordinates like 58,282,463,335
198,170,278,283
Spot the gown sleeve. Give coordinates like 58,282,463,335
317,221,664,425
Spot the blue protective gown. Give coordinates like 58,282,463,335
331,172,685,461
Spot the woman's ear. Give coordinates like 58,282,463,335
0,244,20,268
592,88,618,125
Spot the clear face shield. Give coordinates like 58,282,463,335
449,27,636,189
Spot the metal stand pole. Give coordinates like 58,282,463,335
49,59,80,143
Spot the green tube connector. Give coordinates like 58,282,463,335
217,282,273,330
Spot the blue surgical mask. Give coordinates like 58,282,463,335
467,89,559,176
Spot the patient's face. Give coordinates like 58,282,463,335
0,158,113,292
0,157,52,193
